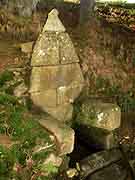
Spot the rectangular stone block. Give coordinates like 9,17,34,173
76,101,121,132
30,63,84,92
31,89,57,108
44,104,73,123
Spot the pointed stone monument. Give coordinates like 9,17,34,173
30,9,84,122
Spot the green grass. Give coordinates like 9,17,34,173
0,70,58,179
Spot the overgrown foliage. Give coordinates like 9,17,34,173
96,4,135,31
0,70,58,179
89,76,135,112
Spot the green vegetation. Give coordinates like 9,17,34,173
89,76,135,112
0,70,58,179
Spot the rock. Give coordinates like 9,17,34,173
31,33,80,66
87,160,130,180
59,33,80,64
20,41,34,53
30,9,84,122
66,168,78,178
43,153,62,167
75,100,121,131
43,9,66,32
75,100,121,149
38,116,75,155
31,33,60,66
14,82,28,97
79,149,123,179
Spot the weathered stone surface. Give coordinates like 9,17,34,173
31,33,59,66
38,116,75,155
32,32,80,66
30,9,84,122
45,104,73,122
76,101,121,131
88,160,129,180
20,41,34,53
30,63,84,111
31,90,57,108
30,64,84,92
75,100,120,149
66,168,78,178
57,84,83,105
59,33,79,64
43,9,66,32
79,149,123,179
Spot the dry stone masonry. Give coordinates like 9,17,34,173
30,9,84,122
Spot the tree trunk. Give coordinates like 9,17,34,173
80,0,95,24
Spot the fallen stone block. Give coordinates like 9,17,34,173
79,149,124,179
75,100,121,149
75,100,121,131
87,160,131,180
38,116,75,156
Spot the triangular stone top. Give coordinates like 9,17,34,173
31,8,80,66
43,9,66,32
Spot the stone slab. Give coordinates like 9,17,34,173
79,149,123,179
88,160,129,180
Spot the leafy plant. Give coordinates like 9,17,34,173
0,71,14,87
0,70,57,179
